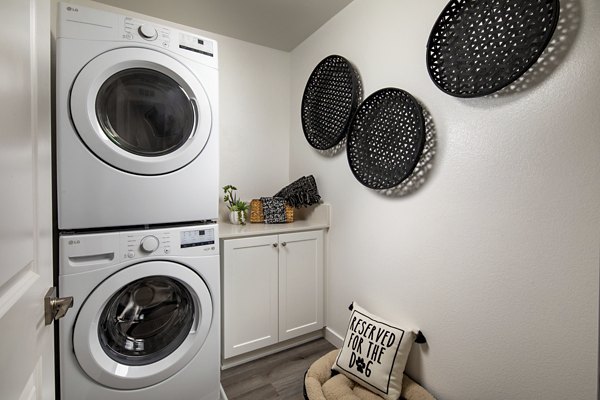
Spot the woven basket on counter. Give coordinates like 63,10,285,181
250,199,294,223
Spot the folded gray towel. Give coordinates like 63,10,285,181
274,175,321,208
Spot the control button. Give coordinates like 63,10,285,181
164,248,170,254
127,251,135,258
138,24,158,40
140,235,160,253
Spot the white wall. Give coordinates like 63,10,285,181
290,0,600,399
217,38,290,202
55,0,291,215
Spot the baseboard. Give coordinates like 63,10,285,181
221,330,324,369
324,326,344,348
220,326,343,371
219,384,228,400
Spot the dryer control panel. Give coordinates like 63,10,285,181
123,17,172,48
121,17,216,61
56,2,218,69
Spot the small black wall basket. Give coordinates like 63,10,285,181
426,0,560,98
347,88,425,190
301,55,360,150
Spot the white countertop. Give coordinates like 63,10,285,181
219,203,330,239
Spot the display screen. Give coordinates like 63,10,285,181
180,229,214,248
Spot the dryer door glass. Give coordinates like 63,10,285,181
98,275,195,366
70,47,214,175
96,68,196,156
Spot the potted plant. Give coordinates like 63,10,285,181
223,185,248,225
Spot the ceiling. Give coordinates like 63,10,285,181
94,0,355,51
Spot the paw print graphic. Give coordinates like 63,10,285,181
356,357,366,374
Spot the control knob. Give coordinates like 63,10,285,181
138,24,158,40
140,235,160,253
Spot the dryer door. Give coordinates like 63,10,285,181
72,260,213,389
70,47,212,175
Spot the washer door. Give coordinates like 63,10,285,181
70,47,212,175
73,261,213,389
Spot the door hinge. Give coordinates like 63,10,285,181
44,287,73,325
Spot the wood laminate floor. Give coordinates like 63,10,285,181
221,338,336,400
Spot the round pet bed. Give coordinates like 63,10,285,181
304,350,435,400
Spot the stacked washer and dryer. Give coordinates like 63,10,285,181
56,3,221,399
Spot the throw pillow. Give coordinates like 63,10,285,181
332,302,416,400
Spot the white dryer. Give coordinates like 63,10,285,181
58,223,220,400
56,3,219,230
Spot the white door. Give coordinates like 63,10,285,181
0,0,54,399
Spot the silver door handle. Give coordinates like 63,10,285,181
272,243,278,247
281,242,287,247
44,287,74,325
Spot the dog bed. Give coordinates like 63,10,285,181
304,350,435,400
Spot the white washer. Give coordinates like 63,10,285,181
58,223,220,400
56,3,219,230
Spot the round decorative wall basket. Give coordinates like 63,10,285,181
347,88,425,190
301,55,360,150
426,0,560,98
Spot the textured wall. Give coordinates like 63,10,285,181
290,0,600,398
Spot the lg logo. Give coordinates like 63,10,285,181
66,6,79,12
68,240,81,245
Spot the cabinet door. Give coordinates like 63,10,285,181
278,230,324,341
223,235,279,358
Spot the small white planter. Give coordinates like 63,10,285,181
229,211,246,225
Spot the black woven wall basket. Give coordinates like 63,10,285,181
347,88,425,190
427,0,560,98
301,55,360,150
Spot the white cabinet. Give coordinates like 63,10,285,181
223,234,279,358
223,230,324,359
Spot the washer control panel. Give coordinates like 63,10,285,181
121,224,218,260
59,224,219,283
180,228,215,248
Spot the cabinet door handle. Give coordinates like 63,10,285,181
272,243,278,247
281,242,287,247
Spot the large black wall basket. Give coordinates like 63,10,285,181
347,88,425,190
301,55,360,150
427,0,560,98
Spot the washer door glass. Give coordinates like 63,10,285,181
72,261,213,390
96,68,195,157
98,276,194,366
